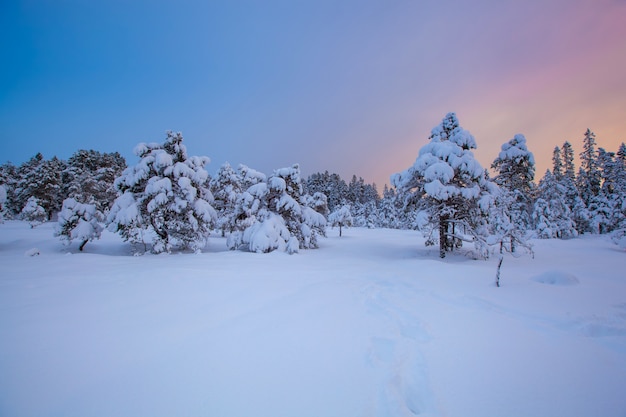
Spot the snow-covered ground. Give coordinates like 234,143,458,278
1,221,625,417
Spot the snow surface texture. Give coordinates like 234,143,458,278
1,221,626,417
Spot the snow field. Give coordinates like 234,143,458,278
1,221,625,416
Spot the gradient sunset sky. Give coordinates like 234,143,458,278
1,0,625,189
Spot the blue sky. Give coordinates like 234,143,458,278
2,0,625,188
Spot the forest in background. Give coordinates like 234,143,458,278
1,113,625,257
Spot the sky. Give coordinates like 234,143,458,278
1,0,625,190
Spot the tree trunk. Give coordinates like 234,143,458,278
339,224,342,237
79,239,88,252
439,216,447,258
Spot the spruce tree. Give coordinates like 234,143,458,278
209,162,243,236
491,134,535,232
392,113,496,258
107,131,217,253
552,146,563,181
562,141,576,181
578,128,601,205
64,150,126,211
533,170,577,239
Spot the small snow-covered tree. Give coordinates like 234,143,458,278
491,134,535,196
228,164,326,253
487,187,533,252
55,198,104,251
227,179,271,251
107,131,217,253
266,164,326,251
588,192,612,234
209,162,243,237
491,134,535,232
392,112,496,258
21,196,47,227
532,170,577,239
378,185,401,229
328,204,353,237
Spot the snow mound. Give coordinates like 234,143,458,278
24,247,40,257
531,270,579,286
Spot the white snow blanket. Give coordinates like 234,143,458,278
1,221,625,417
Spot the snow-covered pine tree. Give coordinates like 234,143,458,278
578,128,601,206
223,163,269,243
55,198,104,251
14,154,66,219
378,185,401,229
107,131,217,253
328,204,353,236
352,200,378,228
488,186,533,255
227,173,281,252
392,112,496,258
590,148,620,233
266,164,326,251
492,134,535,195
552,146,563,181
13,153,44,216
228,164,326,253
209,162,243,237
490,134,535,233
587,192,612,234
556,142,589,234
532,170,577,239
306,171,349,213
64,150,126,212
21,196,47,227
562,141,576,182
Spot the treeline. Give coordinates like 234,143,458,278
0,150,126,221
1,114,625,256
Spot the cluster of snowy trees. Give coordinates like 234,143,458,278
0,132,329,254
0,150,126,226
391,113,626,257
2,114,625,255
